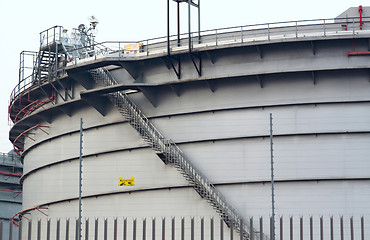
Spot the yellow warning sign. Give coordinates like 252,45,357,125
119,176,135,186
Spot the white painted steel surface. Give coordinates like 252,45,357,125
9,13,370,239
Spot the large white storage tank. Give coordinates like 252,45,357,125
8,6,370,239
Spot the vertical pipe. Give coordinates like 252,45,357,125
37,220,41,240
260,217,263,240
122,218,127,240
201,218,204,240
9,220,13,240
133,218,137,240
56,219,60,240
171,218,175,240
340,216,344,240
240,219,243,240
94,219,98,240
47,219,50,240
350,217,354,240
320,216,323,240
0,220,3,240
361,216,364,240
161,218,164,240
220,219,223,240
104,218,107,240
269,113,275,240
280,216,283,240
300,217,303,240
250,217,254,240
310,217,315,240
230,221,233,240
181,218,184,240
290,217,293,240
78,118,83,240
75,219,79,240
86,219,89,240
330,216,333,240
113,218,117,240
28,221,32,240
210,218,214,240
143,218,146,240
65,219,69,240
191,218,194,240
18,220,23,240
152,218,155,240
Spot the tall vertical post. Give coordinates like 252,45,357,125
177,1,180,46
167,0,170,54
188,0,191,51
269,113,276,240
78,118,83,240
198,0,201,43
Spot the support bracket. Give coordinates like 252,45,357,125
310,41,316,55
189,52,202,76
257,75,264,88
167,55,181,79
118,62,139,80
311,71,317,85
256,46,263,59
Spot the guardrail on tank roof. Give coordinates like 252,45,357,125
9,17,370,113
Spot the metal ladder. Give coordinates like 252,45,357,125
89,67,262,240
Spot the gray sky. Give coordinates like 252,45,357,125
0,0,365,153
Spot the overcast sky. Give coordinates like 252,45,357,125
0,0,365,153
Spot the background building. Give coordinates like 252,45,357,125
0,150,22,239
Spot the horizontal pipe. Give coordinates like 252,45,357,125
0,188,22,193
347,51,370,56
0,171,22,177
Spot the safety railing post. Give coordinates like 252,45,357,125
324,19,326,37
215,30,218,46
241,27,243,43
146,40,149,56
268,24,270,41
295,21,298,38
353,17,355,36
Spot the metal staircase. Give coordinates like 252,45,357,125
89,67,263,240
33,50,57,84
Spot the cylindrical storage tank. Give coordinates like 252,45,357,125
9,12,370,239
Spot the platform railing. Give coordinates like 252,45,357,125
89,67,260,239
65,16,370,63
10,17,370,112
